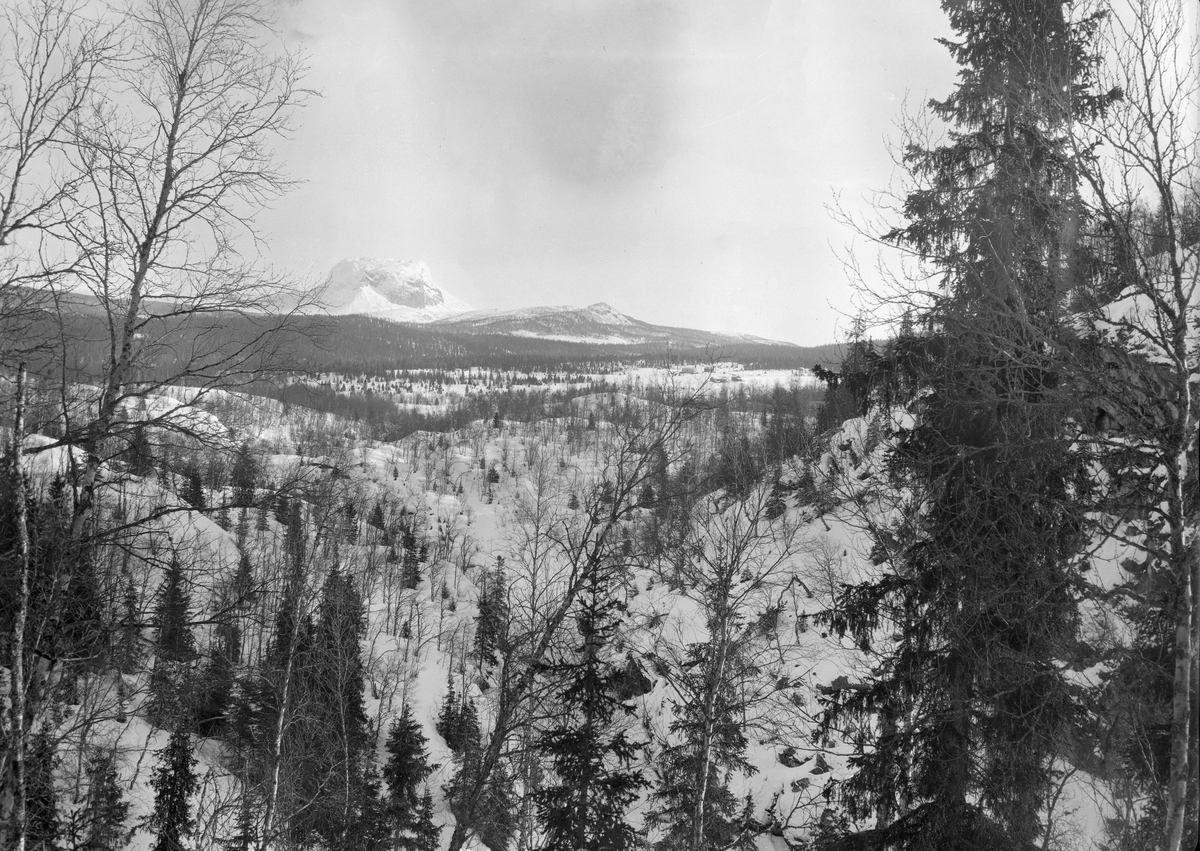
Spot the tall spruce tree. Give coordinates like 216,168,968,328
435,673,466,753
534,574,645,851
444,696,515,850
309,568,374,850
122,426,155,477
473,559,509,669
181,463,205,510
80,747,131,851
146,724,198,851
25,732,60,851
414,789,440,851
114,573,143,675
196,616,240,737
383,704,434,849
230,441,258,506
817,2,1113,848
149,554,197,727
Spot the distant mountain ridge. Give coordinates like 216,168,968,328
318,257,796,348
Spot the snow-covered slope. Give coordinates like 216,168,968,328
319,258,473,322
432,302,789,347
434,302,645,343
17,380,1132,850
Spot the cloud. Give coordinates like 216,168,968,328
388,0,689,185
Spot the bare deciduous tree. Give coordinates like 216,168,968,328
0,0,115,372
646,471,811,851
443,386,707,851
1071,2,1199,847
2,2,310,847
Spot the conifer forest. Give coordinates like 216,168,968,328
0,1,1196,851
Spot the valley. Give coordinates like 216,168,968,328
1,1,1196,850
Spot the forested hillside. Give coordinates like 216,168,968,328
15,308,840,378
1,1,1196,851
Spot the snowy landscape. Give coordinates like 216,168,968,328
1,2,1197,851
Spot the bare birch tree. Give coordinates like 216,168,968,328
1072,2,1198,847
646,471,809,851
2,1,310,846
443,388,707,851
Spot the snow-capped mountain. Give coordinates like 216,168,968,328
427,302,782,348
319,258,473,322
435,302,786,346
318,258,795,347
435,302,644,343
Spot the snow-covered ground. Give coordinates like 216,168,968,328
20,382,1132,850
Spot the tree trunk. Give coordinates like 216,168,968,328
445,820,471,851
3,366,30,851
1165,559,1193,851
692,620,731,851
1161,230,1197,850
1164,461,1196,851
1190,532,1199,851
256,574,305,851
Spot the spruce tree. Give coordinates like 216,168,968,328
26,731,61,851
534,577,645,851
149,555,196,726
123,426,155,477
81,747,131,851
414,789,441,851
647,638,754,851
445,697,516,848
196,617,240,737
182,463,205,510
402,550,422,590
817,2,1113,848
146,724,198,851
229,784,258,851
436,675,461,751
348,763,393,851
230,441,258,506
62,548,108,664
155,555,194,661
235,507,249,548
384,705,434,849
475,759,517,851
233,552,254,605
285,500,306,575
473,561,508,669
307,568,374,849
457,698,481,768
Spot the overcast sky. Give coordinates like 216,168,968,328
260,0,958,344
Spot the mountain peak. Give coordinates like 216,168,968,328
320,258,472,320
583,302,633,326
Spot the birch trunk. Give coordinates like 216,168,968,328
3,366,30,851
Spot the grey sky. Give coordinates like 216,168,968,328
261,0,956,344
